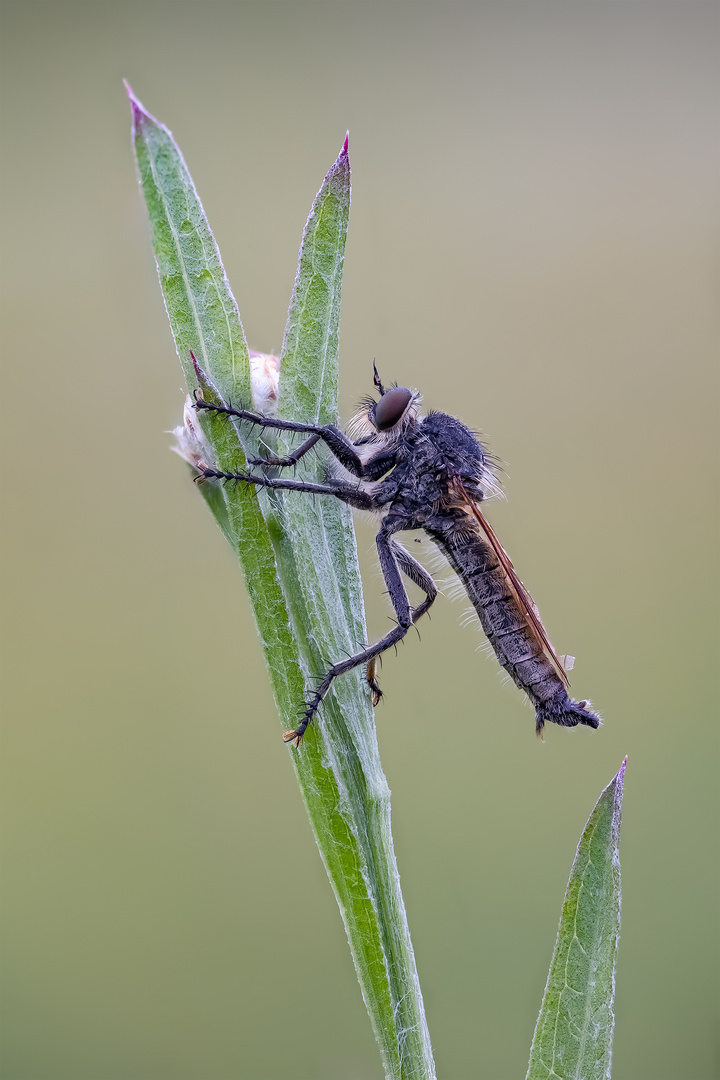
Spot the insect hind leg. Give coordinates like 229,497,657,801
367,537,437,697
283,613,426,746
284,533,438,746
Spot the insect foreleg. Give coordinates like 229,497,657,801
194,396,318,436
195,397,397,480
195,397,371,477
283,532,437,746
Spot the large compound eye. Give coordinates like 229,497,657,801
373,387,413,431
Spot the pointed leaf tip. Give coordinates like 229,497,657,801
124,82,161,131
123,79,141,111
323,135,351,187
526,760,625,1079
612,755,627,793
124,80,145,127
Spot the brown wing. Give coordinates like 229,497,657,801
453,478,570,687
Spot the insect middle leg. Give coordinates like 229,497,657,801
197,466,377,510
284,532,438,746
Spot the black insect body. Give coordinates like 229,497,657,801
195,368,601,744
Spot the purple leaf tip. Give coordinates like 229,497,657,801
343,131,349,152
123,79,142,113
124,79,146,126
612,756,627,795
123,81,161,131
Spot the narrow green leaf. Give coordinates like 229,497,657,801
128,87,435,1080
527,759,626,1080
127,84,303,725
274,135,435,1080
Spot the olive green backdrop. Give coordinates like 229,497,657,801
1,3,717,1078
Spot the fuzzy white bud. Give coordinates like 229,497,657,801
249,352,281,415
170,395,213,471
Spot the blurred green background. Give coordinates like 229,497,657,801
1,3,717,1078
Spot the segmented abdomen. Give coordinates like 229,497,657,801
433,530,566,708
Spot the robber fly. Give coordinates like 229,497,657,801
194,365,601,744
